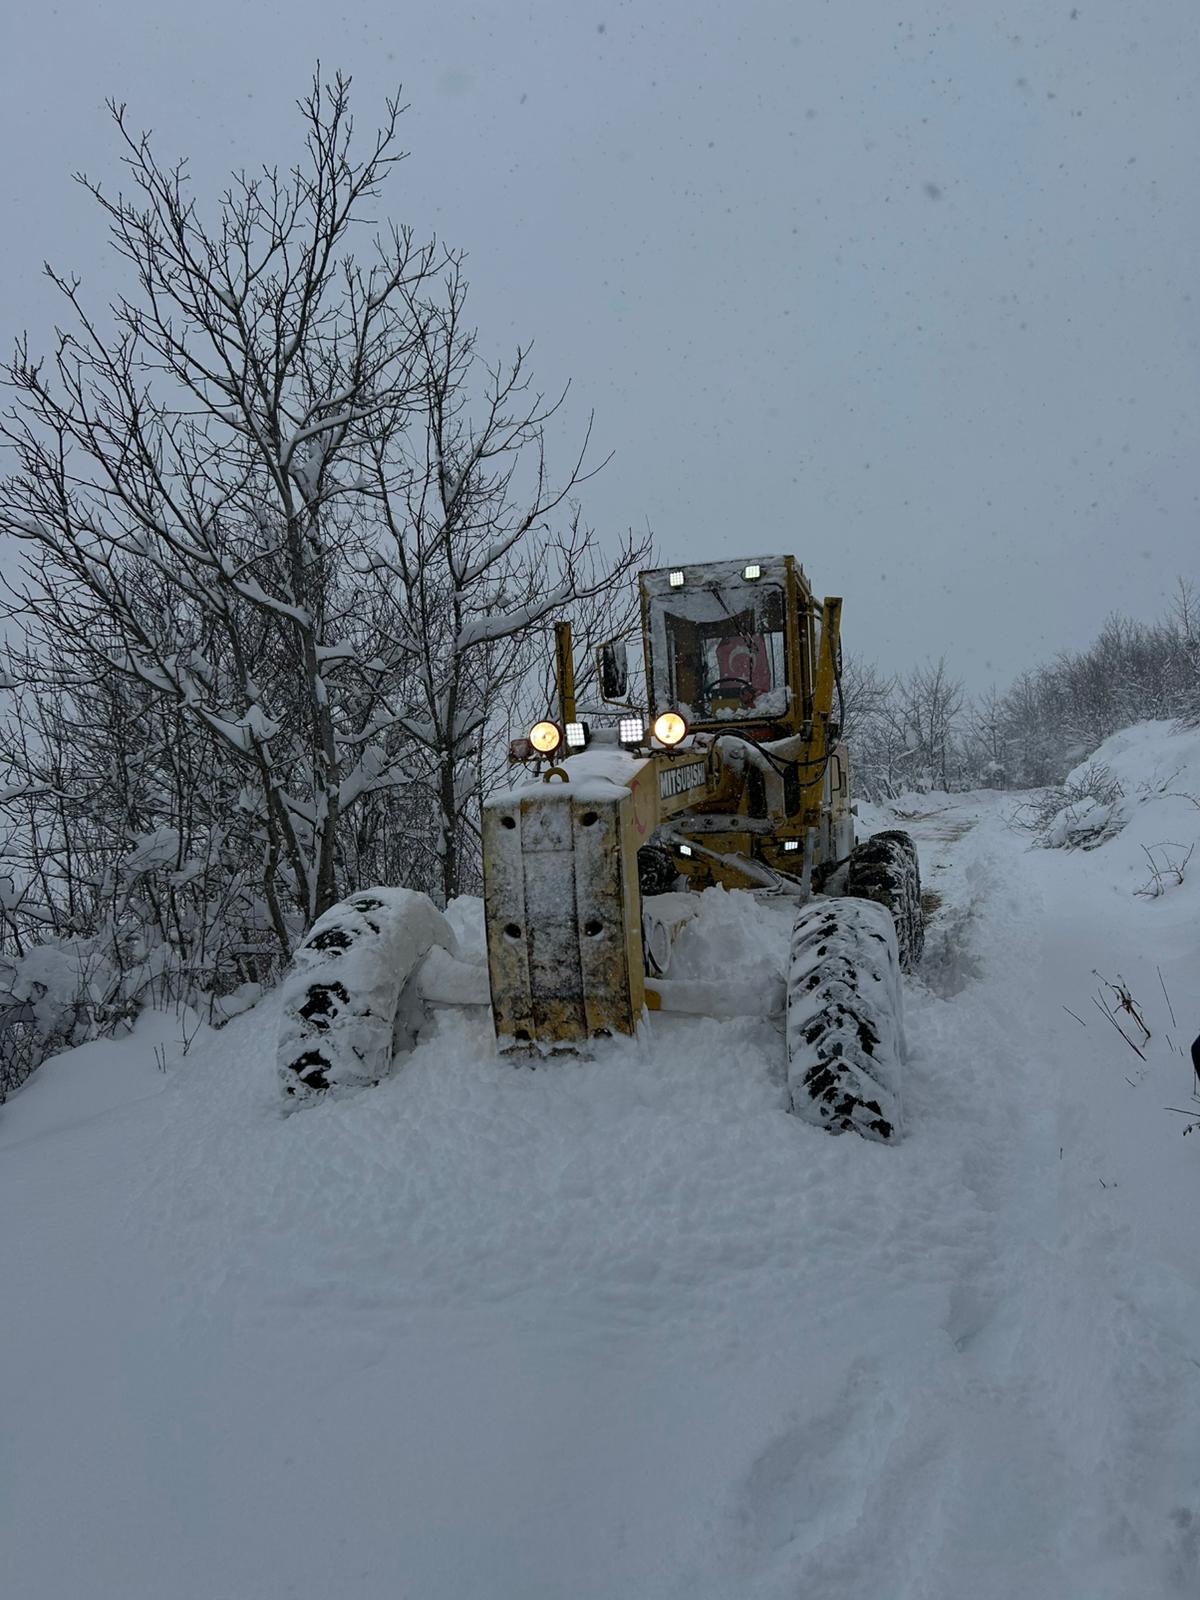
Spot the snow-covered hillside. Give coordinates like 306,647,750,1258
3,723,1199,1599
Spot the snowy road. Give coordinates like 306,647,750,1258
3,750,1199,1597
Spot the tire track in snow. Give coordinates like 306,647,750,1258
696,798,1102,1598
844,795,1200,1600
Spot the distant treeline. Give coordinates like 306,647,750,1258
843,579,1200,799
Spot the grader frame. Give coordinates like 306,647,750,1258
481,555,855,1054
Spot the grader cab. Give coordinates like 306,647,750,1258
277,556,923,1142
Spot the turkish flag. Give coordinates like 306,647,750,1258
716,631,770,693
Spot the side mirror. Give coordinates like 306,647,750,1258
596,640,629,702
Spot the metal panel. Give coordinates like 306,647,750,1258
525,797,587,1040
482,786,645,1052
481,798,536,1048
573,789,643,1038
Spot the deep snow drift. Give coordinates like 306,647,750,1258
3,722,1199,1599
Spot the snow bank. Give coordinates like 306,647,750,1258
3,784,1199,1599
1031,721,1200,868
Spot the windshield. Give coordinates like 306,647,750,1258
648,581,789,721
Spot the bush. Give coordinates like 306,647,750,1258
1010,761,1128,849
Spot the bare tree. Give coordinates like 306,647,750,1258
1,73,644,955
362,260,645,901
966,685,1009,788
899,657,964,792
1167,577,1200,726
836,653,890,744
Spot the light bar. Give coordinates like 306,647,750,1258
565,720,589,749
619,716,645,746
743,563,761,580
782,839,801,853
668,569,685,588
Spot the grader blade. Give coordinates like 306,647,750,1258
482,783,645,1052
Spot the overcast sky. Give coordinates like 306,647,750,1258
3,0,1196,689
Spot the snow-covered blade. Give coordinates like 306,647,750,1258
277,887,456,1107
482,780,645,1052
786,896,905,1140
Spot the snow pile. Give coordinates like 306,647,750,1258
1036,760,1130,849
0,940,85,1040
0,937,113,1099
1027,721,1200,863
666,883,794,982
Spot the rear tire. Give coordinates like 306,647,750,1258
846,829,923,971
786,896,905,1142
277,887,456,1109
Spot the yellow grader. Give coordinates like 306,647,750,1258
278,555,922,1141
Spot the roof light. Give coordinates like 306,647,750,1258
529,720,562,755
652,711,687,747
565,720,589,749
782,839,801,853
618,716,645,747
668,569,685,588
743,563,761,580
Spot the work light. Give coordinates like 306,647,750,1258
565,721,589,749
618,716,645,747
782,839,801,853
652,711,687,747
529,720,562,755
743,563,761,580
668,569,685,588
677,842,694,858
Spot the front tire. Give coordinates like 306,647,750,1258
277,887,456,1108
786,896,905,1141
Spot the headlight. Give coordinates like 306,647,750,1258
652,711,687,747
529,720,562,755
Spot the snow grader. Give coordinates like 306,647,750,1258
277,555,923,1140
